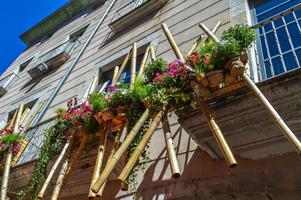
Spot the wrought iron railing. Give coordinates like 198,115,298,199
29,39,79,71
252,3,301,80
111,0,146,22
16,118,55,165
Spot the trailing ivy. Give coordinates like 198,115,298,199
17,119,68,200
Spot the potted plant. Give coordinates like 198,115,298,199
220,24,256,77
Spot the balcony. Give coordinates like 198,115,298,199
27,39,79,79
109,0,168,33
0,70,18,96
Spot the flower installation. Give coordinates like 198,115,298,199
16,24,256,199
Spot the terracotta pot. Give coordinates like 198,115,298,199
196,73,210,88
240,50,248,64
229,60,245,78
101,108,115,121
224,74,236,86
206,70,224,88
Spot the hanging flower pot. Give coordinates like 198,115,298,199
206,70,224,88
101,108,115,122
240,50,248,64
196,73,210,88
229,60,245,78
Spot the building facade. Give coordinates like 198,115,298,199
0,0,301,199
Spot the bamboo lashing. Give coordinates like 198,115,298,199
91,108,150,193
118,108,166,185
149,46,156,61
137,46,150,79
187,21,221,56
199,22,301,155
162,22,237,167
162,114,181,178
38,141,70,199
1,104,24,200
130,42,137,86
50,158,69,200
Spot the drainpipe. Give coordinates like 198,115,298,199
32,0,118,126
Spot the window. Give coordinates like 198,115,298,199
252,0,301,79
7,99,38,122
97,49,146,91
20,57,34,72
69,24,89,41
0,70,18,96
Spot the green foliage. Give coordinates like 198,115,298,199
144,58,168,82
17,119,68,200
0,133,23,147
83,114,99,133
221,24,256,50
88,92,108,113
212,39,241,67
130,79,154,102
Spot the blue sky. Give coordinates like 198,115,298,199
0,0,69,75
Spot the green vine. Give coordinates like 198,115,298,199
17,119,68,200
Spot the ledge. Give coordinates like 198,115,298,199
178,69,301,160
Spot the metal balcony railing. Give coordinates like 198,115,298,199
27,39,79,78
252,3,301,80
16,118,55,165
111,0,146,23
0,70,18,96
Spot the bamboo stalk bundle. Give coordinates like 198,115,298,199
162,114,181,178
131,42,137,86
50,158,69,200
118,108,166,185
38,141,70,199
91,108,150,193
199,22,301,155
88,132,108,199
137,46,150,80
187,21,221,56
149,46,156,61
1,104,24,200
161,22,237,167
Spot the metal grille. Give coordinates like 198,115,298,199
16,118,55,165
253,1,301,80
111,0,146,23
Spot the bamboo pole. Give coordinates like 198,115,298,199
118,108,165,185
137,46,150,80
98,81,109,94
115,51,132,84
19,108,31,126
1,104,24,200
22,99,46,133
50,158,69,200
149,46,156,61
131,42,137,86
187,21,221,56
91,109,150,193
112,66,120,84
162,22,237,167
199,22,301,155
38,141,70,199
88,132,108,199
162,114,181,178
243,72,301,154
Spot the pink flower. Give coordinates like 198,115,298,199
108,85,117,93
